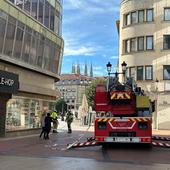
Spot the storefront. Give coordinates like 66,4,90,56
6,97,55,131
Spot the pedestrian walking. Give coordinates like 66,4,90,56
44,113,52,139
65,110,73,133
39,112,46,139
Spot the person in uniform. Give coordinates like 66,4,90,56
51,110,58,133
65,110,73,133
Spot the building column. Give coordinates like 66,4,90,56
0,93,12,137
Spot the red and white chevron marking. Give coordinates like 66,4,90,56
152,142,170,148
152,136,170,141
71,141,99,148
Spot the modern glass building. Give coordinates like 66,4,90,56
0,0,64,137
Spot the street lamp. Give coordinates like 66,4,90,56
155,78,159,129
106,61,127,78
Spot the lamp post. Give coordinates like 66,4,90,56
106,61,127,81
61,88,66,121
155,78,159,129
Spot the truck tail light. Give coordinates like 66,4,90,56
141,137,151,143
95,137,104,141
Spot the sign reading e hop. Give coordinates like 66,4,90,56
0,70,19,94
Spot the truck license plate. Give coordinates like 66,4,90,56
115,138,130,142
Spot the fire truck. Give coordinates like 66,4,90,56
94,71,152,145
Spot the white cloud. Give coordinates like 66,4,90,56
64,46,96,56
110,55,118,59
63,0,119,14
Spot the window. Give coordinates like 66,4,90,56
138,37,144,51
125,39,130,53
138,10,144,23
129,67,135,80
31,0,38,19
130,38,136,52
146,36,153,50
163,35,170,49
4,16,16,57
125,13,130,25
24,0,31,14
13,25,24,59
145,66,153,80
0,17,6,53
137,66,143,80
164,8,170,21
38,0,44,24
131,11,137,24
44,1,50,28
163,65,170,80
146,9,153,22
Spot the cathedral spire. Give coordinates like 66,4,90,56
72,63,75,73
77,63,80,74
90,63,93,77
84,63,88,76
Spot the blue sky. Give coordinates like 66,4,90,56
61,0,120,76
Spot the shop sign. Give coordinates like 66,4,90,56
0,70,19,94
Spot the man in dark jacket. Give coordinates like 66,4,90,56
44,113,52,139
65,110,73,133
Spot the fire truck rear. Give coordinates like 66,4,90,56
94,75,152,145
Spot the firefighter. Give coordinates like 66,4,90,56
51,110,59,133
65,110,73,133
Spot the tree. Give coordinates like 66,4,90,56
85,78,106,109
55,99,67,115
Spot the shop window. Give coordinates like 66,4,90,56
138,10,144,23
138,37,144,51
137,66,143,80
146,9,153,22
145,66,153,80
163,65,170,80
131,11,137,24
163,35,170,49
146,36,153,50
164,8,170,21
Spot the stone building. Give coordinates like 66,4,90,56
0,0,64,136
118,0,170,129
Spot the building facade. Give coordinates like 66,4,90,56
119,0,170,129
0,0,64,136
55,74,93,115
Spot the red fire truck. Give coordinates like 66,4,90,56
94,74,152,145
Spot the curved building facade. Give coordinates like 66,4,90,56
0,0,64,136
119,0,170,129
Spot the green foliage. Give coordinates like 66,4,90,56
55,99,67,114
85,78,106,109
